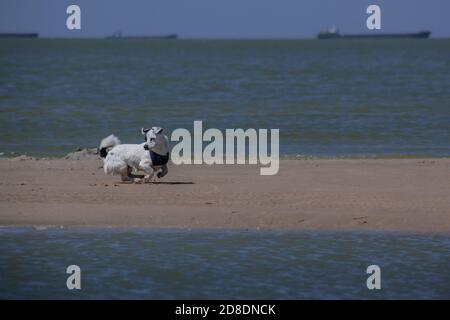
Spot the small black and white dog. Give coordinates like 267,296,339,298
99,127,169,182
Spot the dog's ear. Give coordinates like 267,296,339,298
152,127,163,134
141,128,150,135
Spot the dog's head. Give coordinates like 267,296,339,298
142,127,164,150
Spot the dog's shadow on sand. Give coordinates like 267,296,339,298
120,173,195,185
148,181,195,185
117,181,195,185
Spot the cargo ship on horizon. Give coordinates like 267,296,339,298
0,33,38,38
317,27,431,40
106,31,178,39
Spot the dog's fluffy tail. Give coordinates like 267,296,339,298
99,134,121,158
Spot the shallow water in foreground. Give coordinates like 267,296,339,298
0,228,449,299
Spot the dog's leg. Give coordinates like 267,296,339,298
143,168,155,183
137,160,155,183
157,165,168,179
121,170,131,182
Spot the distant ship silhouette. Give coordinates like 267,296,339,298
0,33,38,38
106,31,177,39
318,27,430,39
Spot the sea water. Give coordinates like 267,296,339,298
0,228,449,299
1,39,449,300
1,39,449,157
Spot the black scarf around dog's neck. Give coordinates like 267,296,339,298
150,150,169,166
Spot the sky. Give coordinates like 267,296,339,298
1,0,449,38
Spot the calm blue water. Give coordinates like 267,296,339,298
1,39,450,157
0,228,449,299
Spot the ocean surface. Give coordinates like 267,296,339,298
0,228,449,299
0,38,449,157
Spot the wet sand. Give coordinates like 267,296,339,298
0,158,449,233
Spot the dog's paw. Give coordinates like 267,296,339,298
157,168,168,179
133,178,144,184
141,174,155,183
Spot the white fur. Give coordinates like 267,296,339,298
100,128,169,182
100,134,121,150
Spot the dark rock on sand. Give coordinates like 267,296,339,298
9,155,37,161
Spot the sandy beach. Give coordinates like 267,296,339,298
0,158,449,233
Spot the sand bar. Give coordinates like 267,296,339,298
0,158,449,233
